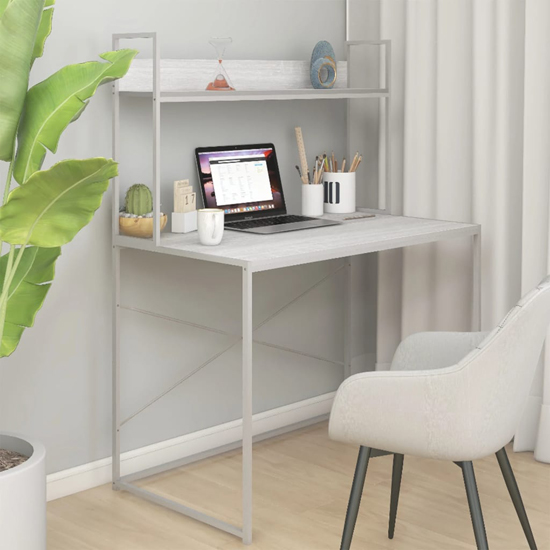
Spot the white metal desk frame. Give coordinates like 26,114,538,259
110,33,480,546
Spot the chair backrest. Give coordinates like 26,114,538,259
457,275,550,455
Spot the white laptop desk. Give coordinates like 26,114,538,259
112,210,481,545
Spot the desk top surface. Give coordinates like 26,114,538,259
114,211,480,272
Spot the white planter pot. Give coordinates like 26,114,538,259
0,433,46,549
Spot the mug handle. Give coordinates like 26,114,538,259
211,213,223,241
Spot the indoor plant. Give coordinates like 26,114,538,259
119,183,167,237
0,0,136,547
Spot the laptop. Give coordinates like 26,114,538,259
195,143,340,234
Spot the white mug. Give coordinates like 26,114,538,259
198,209,224,246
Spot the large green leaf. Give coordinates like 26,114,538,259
14,49,137,183
0,0,12,18
0,246,61,357
0,157,118,247
0,0,45,161
0,0,55,64
32,0,54,63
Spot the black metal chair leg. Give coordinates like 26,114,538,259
496,448,538,549
340,446,372,550
461,461,489,550
388,453,404,539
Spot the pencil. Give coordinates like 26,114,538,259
349,151,359,172
341,158,346,173
352,155,363,172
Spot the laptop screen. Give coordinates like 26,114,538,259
195,144,286,220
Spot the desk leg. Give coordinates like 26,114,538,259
112,245,121,489
344,257,353,379
472,232,481,332
242,267,253,545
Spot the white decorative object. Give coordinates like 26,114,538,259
197,209,224,246
301,184,324,217
323,172,356,214
206,37,235,91
173,180,197,233
0,433,46,549
172,211,197,234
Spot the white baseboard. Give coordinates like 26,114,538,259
46,392,335,502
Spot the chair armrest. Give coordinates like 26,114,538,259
328,366,472,459
390,331,489,372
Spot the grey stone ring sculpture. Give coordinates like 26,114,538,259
310,41,337,89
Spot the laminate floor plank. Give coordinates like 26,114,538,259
48,423,550,550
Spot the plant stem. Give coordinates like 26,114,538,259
3,159,14,205
0,243,25,322
1,243,26,296
0,140,17,348
3,245,15,286
2,135,17,206
0,245,15,348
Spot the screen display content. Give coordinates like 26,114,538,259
196,145,285,217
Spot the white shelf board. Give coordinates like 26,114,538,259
120,58,350,92
117,58,387,103
121,88,389,103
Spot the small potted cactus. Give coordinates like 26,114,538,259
119,184,167,238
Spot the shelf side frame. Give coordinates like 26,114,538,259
112,32,161,247
110,29,160,499
346,40,392,215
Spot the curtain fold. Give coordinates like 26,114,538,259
514,0,550,462
379,0,550,462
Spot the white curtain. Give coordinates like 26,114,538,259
377,0,550,462
515,0,550,461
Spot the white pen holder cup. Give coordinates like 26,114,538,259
301,184,325,217
198,209,224,245
323,172,356,214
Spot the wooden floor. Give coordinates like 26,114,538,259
48,422,550,549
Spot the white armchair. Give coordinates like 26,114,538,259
329,276,550,550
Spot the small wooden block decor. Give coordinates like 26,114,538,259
174,180,195,213
181,192,196,213
172,179,197,233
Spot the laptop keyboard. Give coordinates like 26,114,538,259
226,215,314,230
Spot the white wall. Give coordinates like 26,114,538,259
0,0,380,474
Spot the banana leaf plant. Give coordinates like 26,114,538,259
0,0,137,357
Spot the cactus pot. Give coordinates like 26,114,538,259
0,433,46,549
119,214,168,238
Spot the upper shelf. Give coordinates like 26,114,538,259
124,88,389,103
118,59,389,103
